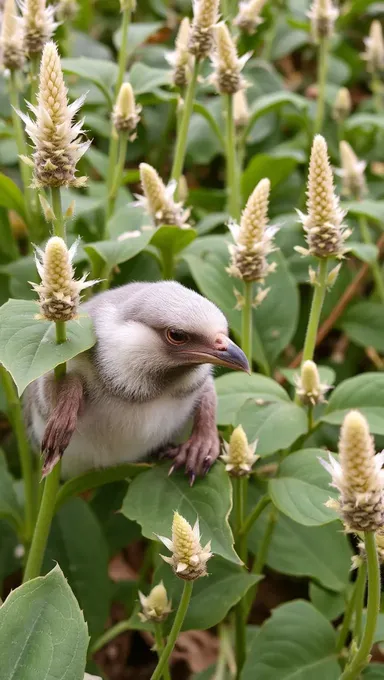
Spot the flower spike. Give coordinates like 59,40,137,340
158,511,212,580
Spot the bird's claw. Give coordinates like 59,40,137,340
163,431,220,481
189,472,196,487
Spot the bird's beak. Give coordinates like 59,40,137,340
181,336,250,374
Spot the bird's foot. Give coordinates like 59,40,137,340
165,430,221,485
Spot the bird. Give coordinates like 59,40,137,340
24,281,249,484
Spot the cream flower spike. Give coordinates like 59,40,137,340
138,582,172,623
211,22,250,95
307,0,338,43
31,237,98,322
221,425,259,476
332,87,352,123
295,360,331,406
0,0,25,71
20,0,57,55
166,17,194,89
18,41,90,188
112,82,141,134
56,0,78,22
158,511,212,580
233,89,250,128
320,410,384,532
188,0,220,59
362,20,384,73
296,135,350,260
135,163,190,229
337,141,366,199
234,0,266,35
227,177,278,284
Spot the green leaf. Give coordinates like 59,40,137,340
248,496,352,590
241,600,340,680
121,462,241,565
155,557,262,631
107,203,149,239
150,226,197,257
114,22,164,57
309,582,346,621
349,241,378,264
243,91,309,141
242,153,300,199
0,300,96,395
323,373,384,434
44,499,109,640
0,450,23,530
343,200,384,224
62,57,118,104
84,231,152,273
363,665,384,678
0,520,20,581
340,302,384,353
0,173,27,221
346,113,384,132
192,102,226,147
128,63,171,95
0,564,89,680
215,372,290,425
269,449,339,526
235,400,307,457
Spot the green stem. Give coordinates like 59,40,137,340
9,71,34,235
0,367,36,543
232,476,248,679
301,258,329,363
245,506,277,618
91,620,133,654
29,54,40,109
154,624,171,680
150,581,193,680
353,560,367,646
313,37,329,135
239,494,271,539
225,94,240,221
336,562,367,654
371,72,384,114
359,215,384,303
50,187,65,239
170,59,200,197
107,131,128,222
340,533,381,680
241,281,253,366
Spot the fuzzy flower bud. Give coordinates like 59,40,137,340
32,237,97,321
158,512,212,580
188,0,220,59
296,135,350,260
321,410,384,532
166,17,194,89
295,360,330,406
233,89,250,128
307,0,338,43
56,0,78,22
112,82,141,134
221,425,259,476
18,42,90,188
135,163,190,228
138,582,172,623
338,141,366,199
227,178,278,283
234,0,266,34
211,23,249,95
362,20,384,73
20,0,57,55
0,0,25,70
332,87,352,123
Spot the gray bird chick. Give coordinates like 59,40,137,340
25,281,249,483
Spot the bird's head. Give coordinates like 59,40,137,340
89,281,250,401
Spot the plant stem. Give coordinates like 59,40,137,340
225,94,240,221
150,580,193,680
371,72,384,113
91,620,133,654
353,560,367,646
340,533,381,680
359,216,384,303
9,71,34,236
239,494,271,539
170,59,200,197
336,562,367,654
301,258,329,363
154,624,171,680
232,476,248,679
106,6,131,207
245,506,277,618
0,367,36,544
314,37,329,135
107,131,128,222
29,54,40,108
23,188,67,582
241,280,253,366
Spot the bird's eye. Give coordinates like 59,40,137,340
166,328,190,345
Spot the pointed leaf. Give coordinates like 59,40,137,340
0,449,23,530
235,400,307,457
215,372,290,425
323,373,384,434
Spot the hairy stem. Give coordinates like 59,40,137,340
239,494,271,539
300,258,328,363
340,533,380,680
353,560,367,646
336,562,367,654
225,94,240,221
314,37,329,135
154,624,171,680
170,60,200,197
150,580,193,680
